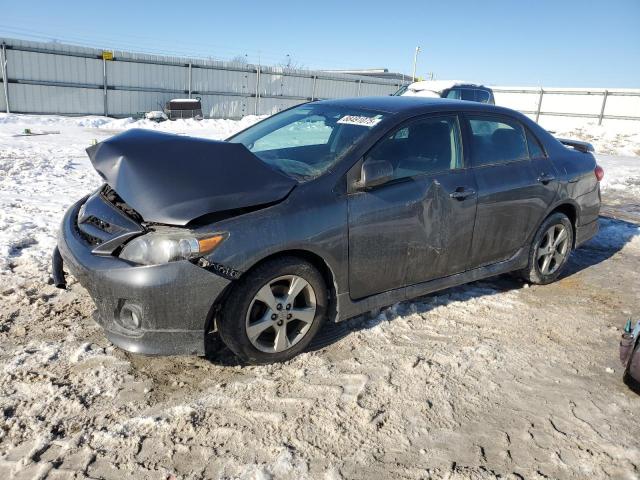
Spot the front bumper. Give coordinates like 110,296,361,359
56,198,231,355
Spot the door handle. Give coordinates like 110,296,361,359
537,173,555,184
449,187,476,200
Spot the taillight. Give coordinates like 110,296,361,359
594,165,604,182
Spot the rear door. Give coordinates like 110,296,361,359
464,114,558,267
347,114,478,299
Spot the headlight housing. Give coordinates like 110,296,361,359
119,230,226,265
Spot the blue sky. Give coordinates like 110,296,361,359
1,0,639,87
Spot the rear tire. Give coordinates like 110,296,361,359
218,256,327,364
518,212,573,285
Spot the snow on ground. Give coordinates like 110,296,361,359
555,123,640,157
597,154,640,201
0,113,639,479
0,113,263,284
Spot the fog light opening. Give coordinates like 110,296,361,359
119,303,143,331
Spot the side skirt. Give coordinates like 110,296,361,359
335,248,528,322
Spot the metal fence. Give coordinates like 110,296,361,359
0,38,405,119
2,37,639,126
491,87,640,126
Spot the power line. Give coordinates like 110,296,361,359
0,23,382,70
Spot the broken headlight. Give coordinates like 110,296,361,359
119,231,226,265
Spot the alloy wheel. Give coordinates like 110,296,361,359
536,224,570,276
245,275,317,353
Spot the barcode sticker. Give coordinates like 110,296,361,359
337,115,382,127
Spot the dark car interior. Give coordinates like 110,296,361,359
251,122,372,179
368,119,457,177
471,126,529,165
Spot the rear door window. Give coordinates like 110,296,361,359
467,115,529,166
526,129,546,158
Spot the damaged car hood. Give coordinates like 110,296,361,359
86,129,297,225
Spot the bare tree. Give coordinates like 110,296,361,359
230,54,249,65
277,54,305,70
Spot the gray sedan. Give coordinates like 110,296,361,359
54,97,602,364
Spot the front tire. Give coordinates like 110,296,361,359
218,256,327,364
519,212,573,285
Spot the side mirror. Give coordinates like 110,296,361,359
357,159,394,189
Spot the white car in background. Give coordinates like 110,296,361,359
394,80,495,104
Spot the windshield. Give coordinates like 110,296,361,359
228,104,389,181
392,85,409,96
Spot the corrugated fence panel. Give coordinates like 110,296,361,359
257,97,301,116
0,82,6,111
8,83,102,114
107,61,188,91
7,49,103,85
200,94,253,119
192,67,253,96
107,90,177,116
258,72,313,99
315,77,360,99
359,82,399,97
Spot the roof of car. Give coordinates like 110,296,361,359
316,96,508,116
406,80,491,93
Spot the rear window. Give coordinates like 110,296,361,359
467,116,529,166
475,90,492,104
446,88,492,103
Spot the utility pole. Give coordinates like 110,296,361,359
412,46,421,82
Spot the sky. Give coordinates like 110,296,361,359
1,0,639,88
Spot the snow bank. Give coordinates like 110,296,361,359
596,155,640,199
0,113,262,282
0,113,265,139
556,124,640,157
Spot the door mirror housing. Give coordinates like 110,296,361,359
357,159,394,189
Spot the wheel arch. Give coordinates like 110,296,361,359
208,249,340,332
547,202,578,248
532,200,579,249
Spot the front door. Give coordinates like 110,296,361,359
347,114,478,300
464,114,559,267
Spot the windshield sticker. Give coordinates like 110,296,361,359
337,115,383,127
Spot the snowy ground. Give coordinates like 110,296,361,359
554,124,640,158
0,113,639,480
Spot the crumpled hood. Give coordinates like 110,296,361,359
86,129,296,225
